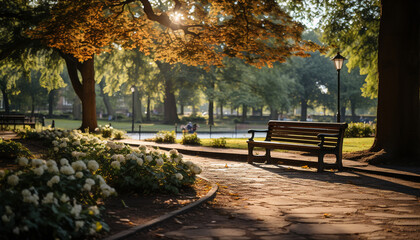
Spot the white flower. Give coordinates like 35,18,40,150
111,161,120,169
175,173,183,181
21,189,31,197
85,178,95,186
13,227,19,235
184,161,193,167
41,192,56,204
31,159,45,168
174,157,182,164
7,175,19,186
72,161,87,171
0,170,5,178
2,214,10,223
83,184,92,191
75,220,85,231
73,140,81,146
75,172,84,178
60,194,70,203
178,153,184,159
87,160,99,172
46,160,57,168
5,206,13,215
47,175,60,187
17,157,28,166
71,204,82,217
60,158,69,166
145,155,153,162
60,165,75,175
33,167,44,176
191,165,202,174
59,142,67,148
68,175,76,180
52,140,58,146
53,147,59,152
156,158,164,166
88,206,99,215
111,154,125,162
136,158,143,166
139,145,147,152
48,165,59,174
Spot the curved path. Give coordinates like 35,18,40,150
140,154,420,239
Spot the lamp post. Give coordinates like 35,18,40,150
131,86,135,132
332,52,346,122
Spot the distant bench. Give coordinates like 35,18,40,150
0,114,36,130
247,121,348,172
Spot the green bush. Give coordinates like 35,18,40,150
181,133,201,145
0,139,31,159
154,131,176,143
98,125,113,138
112,129,126,140
345,122,375,138
181,115,206,123
210,138,227,148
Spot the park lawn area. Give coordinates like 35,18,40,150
199,137,375,153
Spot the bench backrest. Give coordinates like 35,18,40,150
266,121,348,148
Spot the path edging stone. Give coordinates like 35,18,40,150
103,176,218,240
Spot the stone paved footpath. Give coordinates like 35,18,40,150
157,155,420,240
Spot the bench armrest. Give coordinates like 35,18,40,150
248,129,268,141
317,133,340,147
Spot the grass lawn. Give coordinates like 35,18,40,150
198,137,375,153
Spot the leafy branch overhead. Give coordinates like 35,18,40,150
27,0,321,67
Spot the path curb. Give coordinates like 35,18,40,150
103,177,218,240
122,141,420,183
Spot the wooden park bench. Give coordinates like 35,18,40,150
0,114,36,130
247,121,348,172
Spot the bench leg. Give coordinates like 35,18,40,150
247,145,254,164
318,153,325,172
336,153,343,171
265,148,273,164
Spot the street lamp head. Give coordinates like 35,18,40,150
130,86,135,93
332,52,346,71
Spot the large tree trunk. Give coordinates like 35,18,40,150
371,0,420,162
63,54,97,131
98,79,114,117
48,90,56,118
241,104,247,123
134,87,143,122
146,95,151,122
1,88,10,113
269,106,278,120
156,62,179,124
219,103,224,119
300,99,308,121
208,100,214,125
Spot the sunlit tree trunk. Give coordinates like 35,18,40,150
98,79,114,117
63,54,97,131
371,0,420,161
156,61,179,124
146,95,151,122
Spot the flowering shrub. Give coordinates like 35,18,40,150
345,122,375,138
0,157,112,239
0,139,31,159
33,129,202,194
154,131,176,143
210,137,227,148
3,128,203,237
181,133,201,145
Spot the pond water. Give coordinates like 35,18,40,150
126,131,267,140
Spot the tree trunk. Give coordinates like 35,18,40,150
98,79,115,117
220,103,224,119
270,106,278,119
48,90,56,118
241,104,247,123
146,95,151,122
371,0,420,161
72,97,82,120
180,104,184,115
208,100,214,125
134,88,142,122
30,94,35,116
300,99,308,121
341,106,346,123
63,54,97,131
1,88,10,113
156,62,179,124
